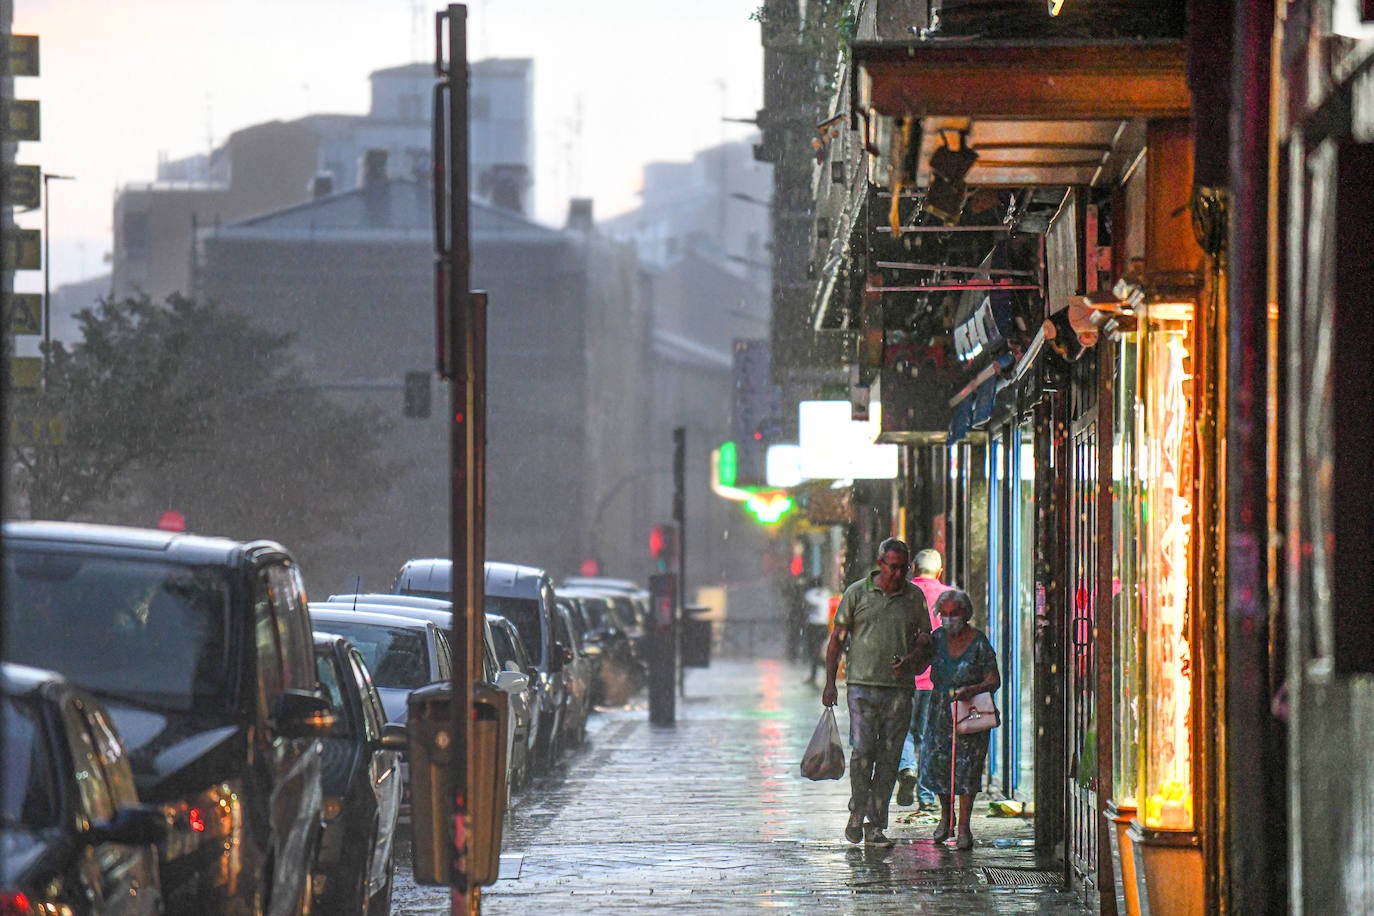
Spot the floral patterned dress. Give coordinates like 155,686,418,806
918,627,999,797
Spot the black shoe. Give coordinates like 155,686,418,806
844,814,864,844
896,770,917,807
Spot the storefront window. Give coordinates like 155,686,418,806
1112,334,1143,809
1016,424,1037,800
1138,312,1194,830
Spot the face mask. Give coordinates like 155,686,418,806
943,616,967,635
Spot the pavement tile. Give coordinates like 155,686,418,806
395,658,1098,914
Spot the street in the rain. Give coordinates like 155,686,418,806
393,658,1093,914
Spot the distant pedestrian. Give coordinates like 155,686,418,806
920,589,1000,850
896,549,948,810
802,577,832,685
822,538,933,847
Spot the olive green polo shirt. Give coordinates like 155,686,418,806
833,571,930,688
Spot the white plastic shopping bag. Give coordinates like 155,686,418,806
800,706,845,780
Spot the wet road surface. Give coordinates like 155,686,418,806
393,658,1097,914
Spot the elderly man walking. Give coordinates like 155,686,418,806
822,537,933,846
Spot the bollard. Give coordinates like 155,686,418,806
648,572,677,724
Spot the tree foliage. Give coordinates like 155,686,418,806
8,294,394,551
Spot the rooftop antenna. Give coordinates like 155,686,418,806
565,95,584,199
204,90,215,161
411,0,425,62
352,576,361,611
715,79,728,246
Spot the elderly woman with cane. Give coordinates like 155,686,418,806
919,589,1000,850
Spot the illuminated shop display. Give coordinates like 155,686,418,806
1112,335,1142,810
1138,313,1194,830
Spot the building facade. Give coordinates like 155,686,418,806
196,169,649,592
744,0,1374,912
112,59,534,304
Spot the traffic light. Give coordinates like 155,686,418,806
650,523,678,571
404,370,432,418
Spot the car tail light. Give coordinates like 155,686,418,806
0,891,34,915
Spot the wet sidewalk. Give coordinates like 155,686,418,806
396,658,1096,914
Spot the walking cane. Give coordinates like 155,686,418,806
949,698,958,843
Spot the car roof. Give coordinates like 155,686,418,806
309,607,439,630
328,593,453,610
556,586,618,600
314,601,452,628
561,576,641,593
484,561,548,598
3,519,284,566
393,558,551,600
392,558,450,594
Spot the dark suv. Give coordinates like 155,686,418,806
393,558,572,770
2,522,334,915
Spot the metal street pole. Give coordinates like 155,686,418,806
41,173,74,390
438,6,482,914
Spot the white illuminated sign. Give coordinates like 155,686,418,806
766,443,804,488
798,401,899,480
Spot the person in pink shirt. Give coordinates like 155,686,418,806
896,548,949,809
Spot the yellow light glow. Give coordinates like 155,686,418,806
1139,321,1194,830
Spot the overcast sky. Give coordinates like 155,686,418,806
12,0,765,290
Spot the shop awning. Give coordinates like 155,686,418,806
851,40,1188,189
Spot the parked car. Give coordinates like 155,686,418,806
315,598,530,801
557,596,605,708
561,576,652,631
485,611,541,788
1,662,166,916
393,559,573,771
562,577,652,662
551,598,592,747
557,586,647,706
307,607,453,725
309,633,407,916
2,521,333,915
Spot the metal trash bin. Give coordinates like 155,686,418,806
407,680,509,887
681,605,712,668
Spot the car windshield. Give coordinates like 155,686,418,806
487,618,528,671
485,595,541,663
314,649,355,737
575,596,615,631
317,621,432,690
1,696,59,830
3,550,232,713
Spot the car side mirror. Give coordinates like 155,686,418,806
86,804,168,847
495,669,530,693
378,721,408,752
271,689,337,737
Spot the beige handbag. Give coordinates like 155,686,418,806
953,692,1000,734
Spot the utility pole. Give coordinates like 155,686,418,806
649,428,685,724
41,172,74,389
435,6,485,912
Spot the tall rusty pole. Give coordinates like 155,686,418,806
435,5,483,912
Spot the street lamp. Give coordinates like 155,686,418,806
42,173,75,388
